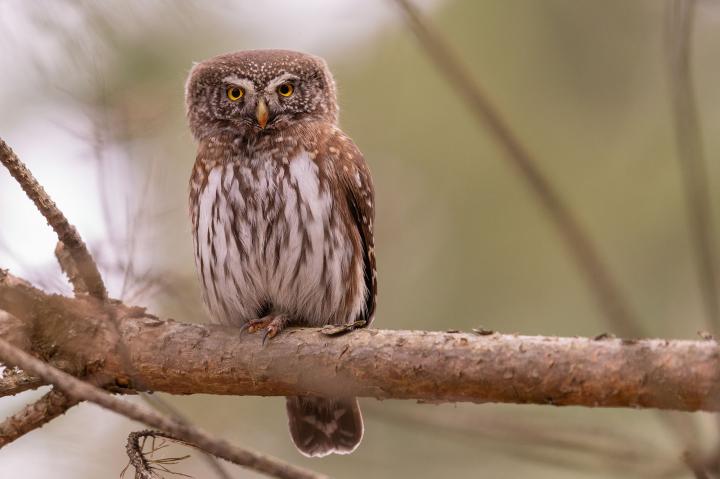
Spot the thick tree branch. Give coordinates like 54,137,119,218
0,138,107,300
115,323,720,411
1,270,718,412
0,336,326,479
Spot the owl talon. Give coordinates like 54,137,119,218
242,315,288,345
261,315,288,346
240,317,270,334
261,328,275,346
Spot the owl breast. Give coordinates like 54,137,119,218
193,150,363,327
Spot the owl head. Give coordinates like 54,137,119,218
185,49,338,141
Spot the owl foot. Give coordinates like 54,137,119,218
242,314,289,346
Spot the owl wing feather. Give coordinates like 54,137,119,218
333,133,377,325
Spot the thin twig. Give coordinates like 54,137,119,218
665,0,720,334
0,337,327,479
389,0,641,337
125,429,224,479
125,430,193,479
0,138,107,300
0,388,79,448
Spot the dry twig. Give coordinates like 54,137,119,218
0,137,107,299
0,388,79,448
124,430,194,479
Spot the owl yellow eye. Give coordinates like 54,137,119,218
227,87,244,101
277,83,294,97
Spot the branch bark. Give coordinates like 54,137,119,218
0,389,79,447
106,323,720,411
0,368,42,398
1,270,718,412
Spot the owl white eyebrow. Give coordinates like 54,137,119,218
222,76,256,94
266,73,300,92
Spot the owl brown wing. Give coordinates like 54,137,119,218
333,133,377,325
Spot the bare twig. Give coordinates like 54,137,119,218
0,388,79,448
665,0,720,333
125,430,193,479
0,138,107,300
0,336,327,479
389,0,641,337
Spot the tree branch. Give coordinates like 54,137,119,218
0,138,107,300
0,388,79,447
0,336,326,479
1,270,718,412
0,309,41,397
112,323,720,411
0,368,42,398
55,242,89,296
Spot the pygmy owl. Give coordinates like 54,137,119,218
185,49,376,457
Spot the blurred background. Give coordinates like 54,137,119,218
1,0,719,477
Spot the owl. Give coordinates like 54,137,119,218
185,49,376,457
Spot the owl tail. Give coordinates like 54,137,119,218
286,396,363,457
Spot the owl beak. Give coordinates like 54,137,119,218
256,99,269,129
